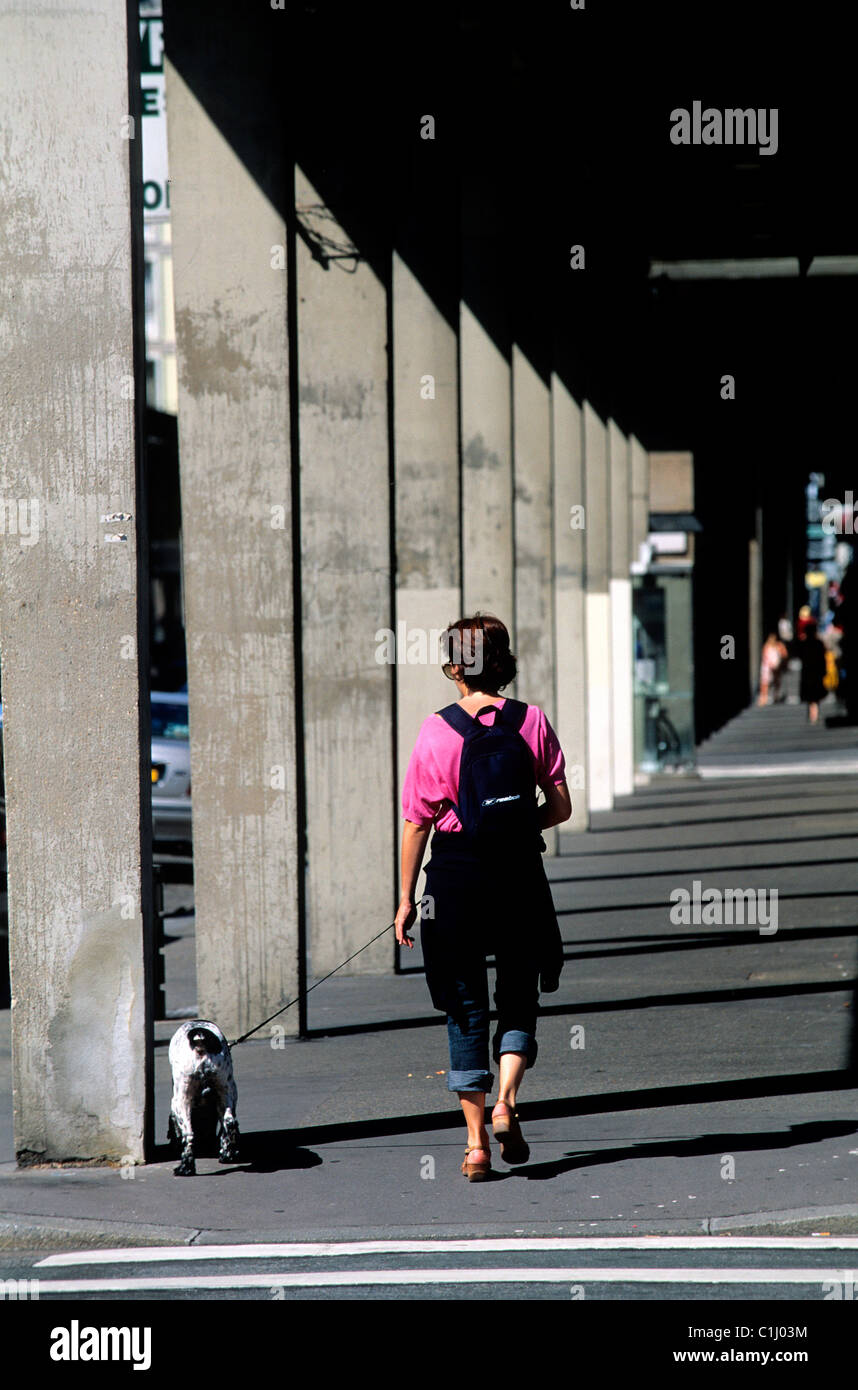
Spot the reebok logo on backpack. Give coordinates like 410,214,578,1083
437,699,539,848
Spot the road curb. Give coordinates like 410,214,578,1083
709,1204,858,1233
3,1206,858,1249
0,1215,201,1251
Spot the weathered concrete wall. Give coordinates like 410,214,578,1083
0,0,152,1159
552,376,589,832
513,346,557,852
609,421,634,798
165,63,301,1038
583,403,614,812
295,166,394,976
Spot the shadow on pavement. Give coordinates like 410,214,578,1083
197,1069,857,1160
150,1133,322,1175
508,1119,858,1182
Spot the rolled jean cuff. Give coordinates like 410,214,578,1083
447,1068,494,1093
493,1029,538,1069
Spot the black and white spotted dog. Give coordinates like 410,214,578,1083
167,1020,240,1176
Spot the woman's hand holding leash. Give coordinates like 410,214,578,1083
395,897,417,948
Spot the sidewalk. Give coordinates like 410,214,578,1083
697,694,858,777
1,701,857,1247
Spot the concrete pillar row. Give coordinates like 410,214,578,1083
551,377,589,833
1,0,152,1159
609,421,634,798
583,404,614,812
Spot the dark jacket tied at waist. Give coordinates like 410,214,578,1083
420,830,564,1015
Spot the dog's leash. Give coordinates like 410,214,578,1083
229,921,396,1047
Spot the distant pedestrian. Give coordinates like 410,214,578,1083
394,614,571,1181
796,605,814,639
758,633,787,706
798,619,827,724
822,622,842,698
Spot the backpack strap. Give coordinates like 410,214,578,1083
438,699,529,736
496,697,529,732
436,703,474,738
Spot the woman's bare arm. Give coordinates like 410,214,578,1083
394,820,432,948
539,780,572,829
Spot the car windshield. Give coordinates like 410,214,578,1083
151,704,189,740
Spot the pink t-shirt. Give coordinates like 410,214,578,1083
402,699,566,832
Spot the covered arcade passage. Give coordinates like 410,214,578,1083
1,0,857,1161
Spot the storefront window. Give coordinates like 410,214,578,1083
633,574,695,772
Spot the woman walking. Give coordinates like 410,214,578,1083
758,632,787,706
394,615,571,1181
798,618,827,724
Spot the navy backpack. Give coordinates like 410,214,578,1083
437,699,540,849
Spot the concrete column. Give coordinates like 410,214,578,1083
609,421,634,798
295,166,394,976
392,259,459,905
460,173,514,628
513,347,554,706
551,375,588,832
583,403,613,811
392,127,460,914
166,59,301,1038
0,0,152,1160
460,306,514,624
749,532,762,701
630,434,650,570
513,346,557,852
629,434,650,776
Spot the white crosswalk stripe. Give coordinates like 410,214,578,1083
34,1234,858,1267
20,1266,857,1294
26,1236,858,1296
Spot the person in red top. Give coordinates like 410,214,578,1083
395,614,572,1180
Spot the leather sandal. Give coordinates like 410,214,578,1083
461,1145,491,1181
491,1101,530,1164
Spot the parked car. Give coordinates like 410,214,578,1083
150,690,192,842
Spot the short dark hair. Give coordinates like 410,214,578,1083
444,613,517,693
